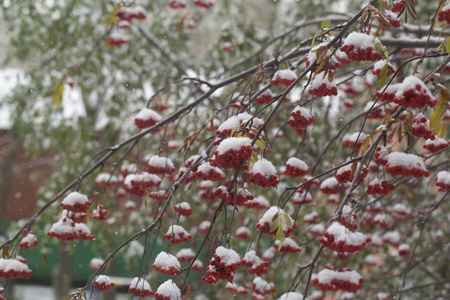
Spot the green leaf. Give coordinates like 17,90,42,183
251,151,258,163
255,139,265,150
321,20,331,29
276,227,286,251
281,212,293,228
444,37,450,54
53,82,64,106
377,64,389,89
270,216,279,232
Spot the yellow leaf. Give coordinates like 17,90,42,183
350,162,357,176
361,135,371,152
2,246,9,259
53,82,64,106
255,139,265,150
438,122,447,138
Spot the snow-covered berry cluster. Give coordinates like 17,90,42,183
391,76,436,108
308,74,338,97
319,222,371,253
256,206,295,236
243,195,271,210
154,280,182,300
288,106,316,129
255,88,274,105
335,162,368,184
134,108,163,129
274,237,302,254
320,177,340,194
60,191,90,213
174,202,192,216
235,226,252,240
385,152,429,177
285,157,310,178
146,155,176,175
252,277,275,299
168,0,187,9
163,225,192,244
202,247,241,284
423,138,448,153
342,132,368,150
312,268,364,293
271,69,297,87
293,191,313,205
94,275,115,291
194,0,215,9
152,252,181,276
366,178,396,195
116,6,146,21
212,137,253,170
391,0,406,13
374,146,388,165
247,158,279,188
129,277,153,298
241,250,270,276
19,231,38,250
47,215,95,241
123,172,161,196
412,113,435,140
195,163,226,181
0,259,32,279
436,171,450,191
340,32,383,62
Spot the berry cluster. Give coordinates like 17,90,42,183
340,32,383,62
392,76,436,109
383,11,401,27
91,205,108,221
423,138,448,153
319,222,371,253
94,275,115,291
385,152,430,177
241,250,270,276
168,0,187,9
312,268,364,293
174,202,193,216
366,178,396,195
256,206,295,237
374,146,388,165
373,60,395,76
154,280,182,300
436,171,450,192
134,108,163,129
116,6,146,21
288,106,316,129
146,156,176,175
252,278,275,298
364,101,386,119
235,226,252,240
274,237,302,254
225,282,249,295
308,76,338,97
271,69,297,87
391,0,406,13
60,191,90,213
330,206,358,230
149,190,170,201
152,252,181,276
194,0,215,9
212,138,253,170
202,247,241,284
342,132,368,150
285,157,310,177
293,191,313,205
195,163,226,181
0,259,32,279
19,231,38,250
246,159,279,188
128,277,153,298
320,177,340,194
107,32,128,47
438,3,450,24
221,42,233,53
335,163,367,184
163,225,192,244
412,113,435,140
255,89,274,105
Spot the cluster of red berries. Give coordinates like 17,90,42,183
116,6,146,21
320,177,340,194
128,278,153,298
319,227,370,253
386,164,429,178
274,238,302,254
0,259,32,279
423,138,448,153
285,159,310,177
436,171,450,191
256,220,295,237
384,11,401,27
293,191,313,205
255,89,274,105
93,276,115,291
335,164,368,184
175,167,195,184
146,159,175,175
312,268,364,293
394,82,437,109
91,205,108,221
174,202,193,216
374,146,388,165
19,230,38,249
391,0,406,13
252,278,275,298
288,106,316,129
438,4,450,23
168,0,186,9
60,191,90,213
246,171,279,188
163,225,192,244
107,32,128,47
203,247,241,284
241,251,270,276
195,163,225,181
309,82,338,97
340,43,382,62
412,113,435,140
134,108,163,130
366,179,396,195
149,190,170,201
212,145,252,170
194,0,215,9
271,69,297,86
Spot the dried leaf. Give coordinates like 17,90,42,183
397,124,403,143
93,192,100,208
350,162,357,176
42,253,48,265
327,70,334,82
361,135,371,152
192,240,197,249
1,247,9,259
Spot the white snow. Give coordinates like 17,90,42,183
155,280,181,300
215,246,240,265
154,252,181,269
135,107,162,121
315,268,362,285
61,191,90,206
129,277,152,293
436,171,450,185
286,157,309,170
277,291,304,300
216,137,252,154
343,32,380,49
250,158,277,175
